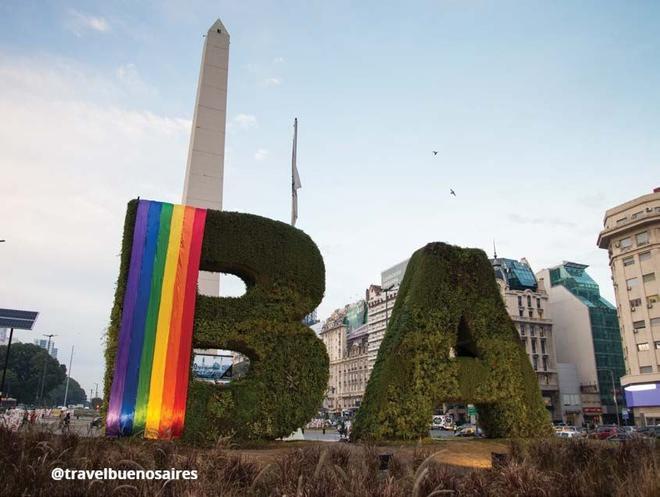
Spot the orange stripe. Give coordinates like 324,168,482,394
171,208,207,437
157,205,195,438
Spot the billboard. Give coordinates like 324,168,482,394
624,382,660,408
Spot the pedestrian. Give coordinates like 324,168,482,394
62,412,71,434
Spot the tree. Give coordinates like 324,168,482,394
46,377,87,407
0,343,66,404
90,397,103,410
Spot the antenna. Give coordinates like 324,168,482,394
493,240,498,259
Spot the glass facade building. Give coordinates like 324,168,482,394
549,262,626,412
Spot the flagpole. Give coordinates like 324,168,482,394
291,117,301,226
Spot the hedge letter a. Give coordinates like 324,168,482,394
352,242,551,440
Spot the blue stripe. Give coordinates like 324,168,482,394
119,201,163,435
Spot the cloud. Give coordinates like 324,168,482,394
115,63,155,97
65,9,110,36
0,54,190,397
254,148,269,161
263,77,282,87
232,113,257,129
507,213,576,229
273,57,285,64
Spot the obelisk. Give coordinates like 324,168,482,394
182,18,229,296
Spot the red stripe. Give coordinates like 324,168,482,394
171,207,207,437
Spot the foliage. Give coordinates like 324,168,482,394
46,378,87,407
1,427,658,497
0,343,66,404
104,200,328,443
352,242,552,441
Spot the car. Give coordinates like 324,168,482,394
591,425,621,440
454,425,484,437
557,430,581,438
637,425,660,439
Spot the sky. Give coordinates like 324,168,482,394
0,0,659,397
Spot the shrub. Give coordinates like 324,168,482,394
104,200,328,443
352,242,552,440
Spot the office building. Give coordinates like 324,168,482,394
34,338,58,360
537,262,626,424
597,188,660,425
319,300,369,413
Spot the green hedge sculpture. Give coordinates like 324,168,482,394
352,242,552,440
104,200,328,443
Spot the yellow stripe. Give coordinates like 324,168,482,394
144,205,185,438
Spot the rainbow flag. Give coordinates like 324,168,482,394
106,199,207,439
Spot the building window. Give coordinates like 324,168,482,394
637,342,650,351
642,273,655,283
639,251,651,262
620,237,632,249
542,357,548,371
616,217,628,225
630,298,642,308
533,356,538,370
633,320,646,332
531,339,537,354
536,298,541,309
528,310,533,318
541,340,546,354
636,231,649,246
631,211,644,220
640,366,653,374
627,277,639,288
519,308,523,317
623,256,635,266
655,341,660,350
520,324,526,335
517,296,522,307
651,318,660,328
530,326,535,337
527,296,532,307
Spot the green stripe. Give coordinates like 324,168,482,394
132,203,173,432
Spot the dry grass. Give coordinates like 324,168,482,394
0,427,657,497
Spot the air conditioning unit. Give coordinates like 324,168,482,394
627,286,633,290
646,207,653,212
631,307,636,312
648,303,654,309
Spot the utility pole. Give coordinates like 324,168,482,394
63,345,74,407
94,382,99,399
37,334,56,405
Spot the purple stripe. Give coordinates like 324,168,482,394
106,200,150,436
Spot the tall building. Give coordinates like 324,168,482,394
182,19,230,297
537,262,626,424
34,338,58,360
491,257,561,420
0,328,7,346
319,300,369,413
366,284,399,373
597,188,660,425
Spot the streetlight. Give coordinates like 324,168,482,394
37,334,57,405
597,367,621,426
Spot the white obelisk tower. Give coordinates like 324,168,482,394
183,19,229,296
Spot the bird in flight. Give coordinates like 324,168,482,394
450,189,456,196
432,151,439,156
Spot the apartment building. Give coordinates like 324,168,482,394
597,188,660,425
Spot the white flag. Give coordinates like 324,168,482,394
291,118,301,226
